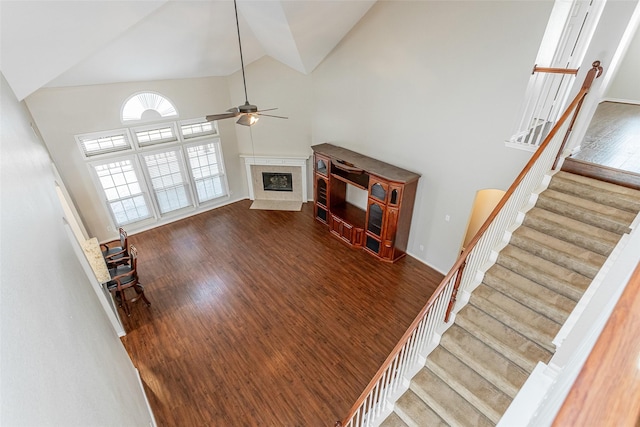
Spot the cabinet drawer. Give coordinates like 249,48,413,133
330,215,363,246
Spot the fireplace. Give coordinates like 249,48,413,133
262,172,293,192
240,155,309,203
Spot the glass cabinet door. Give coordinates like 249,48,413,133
367,202,384,237
315,156,328,176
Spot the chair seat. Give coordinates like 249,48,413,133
106,266,135,289
102,246,124,257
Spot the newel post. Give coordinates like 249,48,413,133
552,60,603,170
445,259,467,323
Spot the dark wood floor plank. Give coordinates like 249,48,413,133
571,101,640,174
120,199,443,426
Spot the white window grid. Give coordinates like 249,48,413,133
81,119,229,229
131,122,179,148
76,129,133,158
90,156,154,226
140,148,193,215
185,139,228,203
179,118,219,140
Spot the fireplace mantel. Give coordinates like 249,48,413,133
240,154,309,201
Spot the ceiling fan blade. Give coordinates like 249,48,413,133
257,113,288,119
226,107,240,113
255,108,278,113
205,112,239,121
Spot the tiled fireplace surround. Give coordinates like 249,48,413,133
240,155,309,202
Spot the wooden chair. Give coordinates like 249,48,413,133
107,245,150,316
101,227,129,268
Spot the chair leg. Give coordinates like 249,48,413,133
120,291,131,316
133,283,151,306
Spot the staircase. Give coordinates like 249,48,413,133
381,171,640,427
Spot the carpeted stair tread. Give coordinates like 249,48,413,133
485,264,576,324
411,367,494,427
523,207,621,256
440,325,528,399
392,390,445,427
550,171,640,212
456,304,552,373
427,346,511,423
510,225,605,278
380,411,409,427
470,284,560,352
536,189,635,234
497,245,591,302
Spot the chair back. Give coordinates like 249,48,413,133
119,227,128,248
129,244,138,271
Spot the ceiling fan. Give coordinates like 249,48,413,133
205,0,287,127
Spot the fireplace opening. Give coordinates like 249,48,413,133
262,172,293,192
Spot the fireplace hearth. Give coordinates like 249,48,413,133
262,172,293,192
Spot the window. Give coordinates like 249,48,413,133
132,123,178,147
82,98,229,229
141,149,192,214
76,129,132,157
93,158,152,226
122,92,178,122
179,119,218,140
186,140,226,203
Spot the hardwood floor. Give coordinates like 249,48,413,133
121,199,443,426
570,101,640,174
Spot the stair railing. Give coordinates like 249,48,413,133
507,64,579,149
336,60,603,427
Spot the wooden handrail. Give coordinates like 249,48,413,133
532,65,580,75
552,261,640,427
337,60,603,427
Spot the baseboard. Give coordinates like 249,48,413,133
601,97,640,105
405,250,448,275
135,368,158,427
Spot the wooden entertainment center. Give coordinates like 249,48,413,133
312,143,420,262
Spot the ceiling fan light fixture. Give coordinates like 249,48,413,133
237,114,259,126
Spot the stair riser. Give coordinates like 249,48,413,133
536,194,633,235
549,177,640,212
484,266,574,324
510,232,601,279
470,293,558,352
522,213,618,256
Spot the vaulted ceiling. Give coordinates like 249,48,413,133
0,0,376,101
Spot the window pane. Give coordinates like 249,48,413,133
195,176,224,202
79,132,131,157
93,159,151,226
109,195,150,225
155,185,190,214
142,150,192,213
186,142,226,203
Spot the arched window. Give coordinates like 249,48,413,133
121,92,178,122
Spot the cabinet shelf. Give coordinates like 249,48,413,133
330,172,368,190
312,143,420,262
331,202,366,229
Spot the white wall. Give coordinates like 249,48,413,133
229,56,314,158
25,77,246,242
606,22,640,102
0,72,153,426
311,0,553,271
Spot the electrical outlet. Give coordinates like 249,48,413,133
445,214,451,222
419,244,425,251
